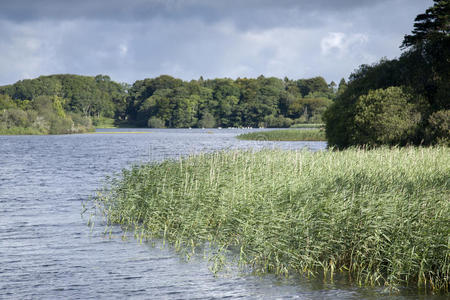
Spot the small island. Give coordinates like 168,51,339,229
237,129,326,141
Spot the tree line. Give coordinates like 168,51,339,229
0,74,128,134
324,0,449,147
126,75,340,128
1,73,343,133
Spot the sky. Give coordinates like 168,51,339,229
0,0,432,86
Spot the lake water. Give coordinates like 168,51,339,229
0,129,440,299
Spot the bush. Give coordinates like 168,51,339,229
49,116,73,134
147,117,165,128
427,110,450,146
354,87,421,146
262,115,293,128
0,108,30,128
197,112,216,128
0,94,17,110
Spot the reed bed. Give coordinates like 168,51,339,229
91,147,449,293
237,129,326,141
290,123,324,128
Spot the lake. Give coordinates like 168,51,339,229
0,129,437,299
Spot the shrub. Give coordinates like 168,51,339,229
147,117,165,128
197,112,216,128
262,115,293,128
354,87,421,146
427,109,450,146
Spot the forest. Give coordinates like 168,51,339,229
324,0,449,147
0,74,127,134
127,75,338,128
0,73,340,134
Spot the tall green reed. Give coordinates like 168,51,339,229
91,147,449,293
237,129,326,141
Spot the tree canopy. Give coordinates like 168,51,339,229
126,75,336,128
324,0,449,148
1,73,337,133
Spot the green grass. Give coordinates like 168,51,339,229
90,147,450,293
290,123,324,128
237,129,326,141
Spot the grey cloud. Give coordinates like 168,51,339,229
0,0,411,24
0,0,431,36
0,0,434,86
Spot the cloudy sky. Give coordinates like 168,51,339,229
0,0,432,85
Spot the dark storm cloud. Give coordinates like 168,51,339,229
0,0,434,85
0,0,394,25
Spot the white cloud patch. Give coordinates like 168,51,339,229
119,44,128,57
321,32,368,58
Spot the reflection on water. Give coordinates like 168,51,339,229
0,129,439,299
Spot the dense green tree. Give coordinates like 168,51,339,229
1,73,336,131
354,87,421,146
0,94,17,110
324,59,406,148
402,0,449,48
0,74,128,120
324,0,449,148
147,117,165,128
337,78,347,96
297,77,330,97
198,111,216,128
0,108,29,128
172,90,198,128
426,109,450,145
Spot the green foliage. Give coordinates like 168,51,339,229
262,115,293,128
324,59,405,148
0,108,30,128
147,117,165,128
198,111,216,128
1,73,336,131
354,87,421,146
49,116,73,134
126,75,335,129
426,109,450,145
0,96,94,135
52,96,66,118
290,123,324,128
91,147,450,293
237,129,326,141
0,74,128,119
69,113,94,133
297,76,330,97
0,74,128,134
324,1,449,148
401,0,449,49
337,78,347,96
0,126,44,135
0,94,17,110
92,116,116,128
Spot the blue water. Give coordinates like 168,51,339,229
0,129,440,299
